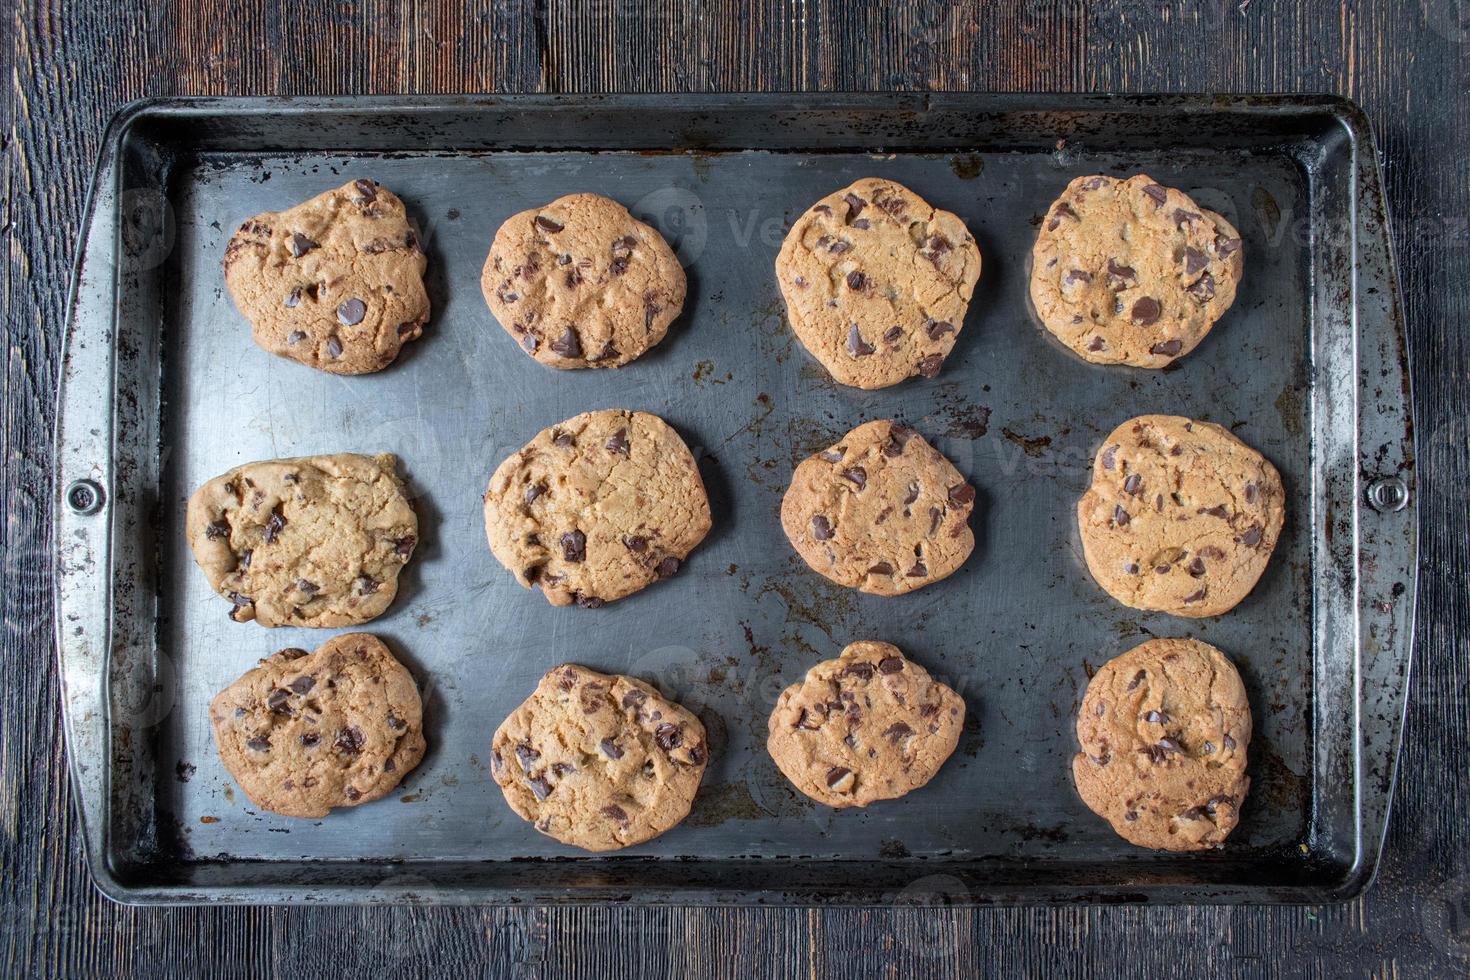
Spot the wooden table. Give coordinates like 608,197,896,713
3,2,1466,975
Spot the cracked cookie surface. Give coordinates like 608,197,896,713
1078,415,1284,617
209,633,426,818
1072,637,1252,851
482,409,711,608
1030,174,1244,367
767,641,965,808
776,177,982,389
223,179,429,375
481,193,686,369
781,420,976,595
491,664,709,851
186,453,418,627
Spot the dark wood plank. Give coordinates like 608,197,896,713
3,1,1468,976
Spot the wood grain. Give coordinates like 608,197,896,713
3,0,1468,976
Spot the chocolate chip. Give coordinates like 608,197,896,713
1123,474,1141,495
525,482,547,505
1150,339,1183,356
1187,273,1217,301
1183,247,1208,275
550,328,581,359
246,737,271,752
534,215,564,233
605,428,630,454
560,530,586,562
878,656,905,674
825,766,854,791
263,508,287,544
656,556,681,578
325,335,344,358
1113,505,1130,527
883,722,914,743
846,270,866,290
334,726,365,754
1106,259,1137,290
287,330,306,345
336,298,366,326
353,179,376,202
846,324,875,357
654,723,683,751
948,483,975,506
1142,184,1168,206
393,535,416,557
841,466,867,490
926,319,956,340
918,354,944,378
1187,557,1207,577
811,515,833,540
867,561,894,576
1131,297,1162,326
289,233,318,257
885,426,916,457
514,742,541,772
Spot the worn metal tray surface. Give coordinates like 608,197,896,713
54,95,1415,905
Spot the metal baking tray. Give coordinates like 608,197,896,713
54,94,1416,905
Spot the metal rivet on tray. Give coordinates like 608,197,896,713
1366,476,1409,513
66,478,105,515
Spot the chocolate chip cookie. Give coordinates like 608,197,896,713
1030,174,1244,367
776,178,982,389
223,179,429,375
1072,637,1252,850
1078,415,1284,617
209,633,426,818
491,664,709,851
186,453,418,627
481,193,686,368
482,409,711,608
781,420,976,594
767,641,965,808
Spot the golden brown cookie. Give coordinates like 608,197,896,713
186,453,418,627
491,664,709,851
1030,174,1243,367
781,420,976,595
481,193,686,368
1072,637,1251,850
767,641,965,808
776,178,982,389
482,409,711,608
223,180,429,375
209,634,426,818
1077,415,1284,617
